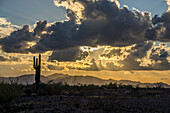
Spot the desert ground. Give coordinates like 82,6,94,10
1,88,170,113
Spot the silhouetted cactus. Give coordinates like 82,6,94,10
33,54,41,92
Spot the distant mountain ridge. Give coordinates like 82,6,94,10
0,74,48,85
0,73,170,88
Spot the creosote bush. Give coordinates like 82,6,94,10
0,81,23,103
0,80,165,104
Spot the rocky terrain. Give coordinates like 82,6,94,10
1,73,170,113
1,88,170,113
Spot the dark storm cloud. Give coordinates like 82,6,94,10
48,47,89,61
0,25,37,53
0,0,153,53
102,41,154,70
0,0,170,54
47,41,169,70
152,15,164,25
31,0,152,52
0,21,47,53
33,21,47,36
145,9,170,42
48,47,80,61
106,41,170,70
148,44,169,70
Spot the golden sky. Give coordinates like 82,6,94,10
0,0,169,85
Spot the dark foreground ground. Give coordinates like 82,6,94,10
1,88,170,113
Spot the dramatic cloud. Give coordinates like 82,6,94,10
145,0,170,42
31,0,152,52
0,21,47,53
49,47,90,61
100,41,170,70
0,17,20,36
0,0,169,71
9,56,22,62
0,55,21,62
0,56,8,61
146,43,170,70
0,0,153,53
48,47,81,61
46,41,169,71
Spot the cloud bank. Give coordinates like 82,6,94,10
0,18,20,37
0,21,47,53
47,41,169,71
145,0,170,42
0,0,155,53
0,0,169,70
0,55,21,62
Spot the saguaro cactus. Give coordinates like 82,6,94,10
33,54,41,92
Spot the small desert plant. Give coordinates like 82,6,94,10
104,82,118,89
0,81,23,103
23,84,35,96
37,82,65,95
118,83,133,89
155,82,163,89
87,99,104,110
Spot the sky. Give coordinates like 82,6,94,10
0,0,170,84
0,0,66,26
0,0,168,26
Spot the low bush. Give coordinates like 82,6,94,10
0,81,23,103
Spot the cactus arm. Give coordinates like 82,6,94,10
39,54,41,69
36,58,38,68
33,56,36,69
